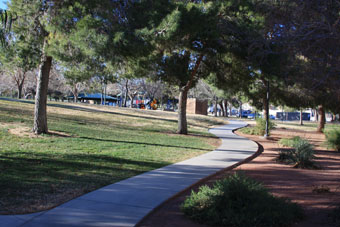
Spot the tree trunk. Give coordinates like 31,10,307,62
224,100,228,117
177,88,188,134
129,95,135,108
177,54,203,134
123,80,128,107
73,84,78,103
104,84,106,105
317,105,325,133
315,109,319,122
33,43,52,135
299,109,303,125
239,101,242,118
263,96,268,121
219,100,225,117
17,83,23,99
15,72,26,99
214,97,218,117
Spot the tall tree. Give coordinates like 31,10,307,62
8,0,137,134
133,1,229,134
9,0,60,134
270,0,340,132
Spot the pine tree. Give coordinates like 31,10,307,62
131,1,227,134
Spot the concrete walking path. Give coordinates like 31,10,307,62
1,120,258,227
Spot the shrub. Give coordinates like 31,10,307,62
239,119,275,136
255,118,275,136
277,149,295,164
181,173,304,227
277,138,316,169
325,129,340,152
293,140,315,168
278,136,303,147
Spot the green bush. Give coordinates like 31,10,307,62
239,119,275,136
277,138,316,168
325,129,340,151
276,149,295,164
293,140,315,168
278,136,303,147
181,173,304,227
254,118,275,136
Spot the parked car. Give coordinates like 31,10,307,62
247,113,261,119
240,110,252,118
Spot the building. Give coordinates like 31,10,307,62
187,98,208,115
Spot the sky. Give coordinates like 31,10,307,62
0,0,7,9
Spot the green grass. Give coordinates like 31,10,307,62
275,121,340,132
0,99,226,214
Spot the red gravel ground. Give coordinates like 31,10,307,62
138,128,340,227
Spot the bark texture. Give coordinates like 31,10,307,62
300,109,303,125
263,96,268,121
33,45,52,135
177,89,188,134
17,83,23,99
219,100,225,117
14,71,26,99
239,101,242,118
214,97,218,117
317,105,325,133
123,80,129,107
73,84,78,103
224,100,228,117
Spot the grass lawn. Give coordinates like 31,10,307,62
0,99,227,214
275,120,340,132
240,118,340,132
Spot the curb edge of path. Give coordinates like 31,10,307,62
136,123,263,227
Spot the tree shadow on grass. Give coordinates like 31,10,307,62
0,152,170,213
79,136,212,151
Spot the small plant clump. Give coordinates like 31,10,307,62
239,118,275,136
312,185,331,194
181,173,304,227
325,129,340,152
278,136,302,147
277,137,316,169
255,118,275,136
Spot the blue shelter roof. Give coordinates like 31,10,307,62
78,93,118,100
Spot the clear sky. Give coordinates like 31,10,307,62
0,0,7,9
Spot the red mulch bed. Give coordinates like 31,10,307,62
138,128,340,227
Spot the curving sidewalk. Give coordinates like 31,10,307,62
1,120,258,227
